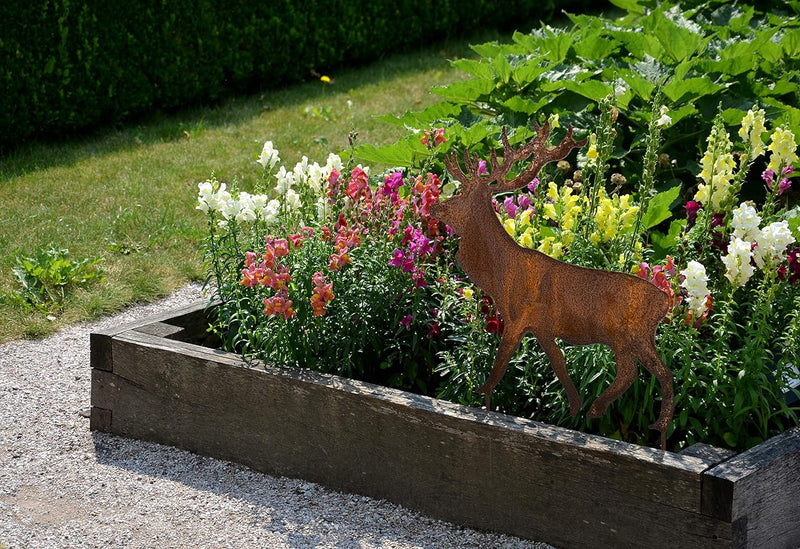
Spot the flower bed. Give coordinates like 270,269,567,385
89,300,800,548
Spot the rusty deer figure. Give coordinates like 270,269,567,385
431,123,674,449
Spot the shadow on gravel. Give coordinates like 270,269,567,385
90,431,482,548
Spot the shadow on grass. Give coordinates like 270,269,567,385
0,29,514,184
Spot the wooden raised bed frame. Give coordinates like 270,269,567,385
90,301,800,548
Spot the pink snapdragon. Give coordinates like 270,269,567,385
310,272,334,317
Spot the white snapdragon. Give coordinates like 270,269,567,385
293,156,310,183
316,197,330,220
655,105,671,127
722,237,755,288
219,194,240,221
256,140,280,170
196,181,215,212
262,199,280,224
235,192,257,223
753,220,795,269
680,260,710,318
275,166,295,196
285,188,301,211
730,202,762,242
307,162,326,195
326,153,343,174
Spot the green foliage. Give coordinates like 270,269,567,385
2,247,103,315
355,0,800,193
0,0,555,150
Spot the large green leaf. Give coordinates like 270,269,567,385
662,77,725,103
431,80,496,103
783,28,800,57
642,185,681,229
572,32,619,61
650,11,707,63
502,95,553,116
540,79,612,102
511,59,550,89
450,59,494,80
353,140,429,167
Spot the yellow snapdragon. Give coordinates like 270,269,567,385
503,218,516,236
694,120,735,212
738,106,767,158
767,127,798,173
538,236,563,259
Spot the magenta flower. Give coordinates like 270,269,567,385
685,200,700,227
503,196,518,219
399,315,413,330
478,160,488,175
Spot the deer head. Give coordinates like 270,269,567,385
431,122,586,234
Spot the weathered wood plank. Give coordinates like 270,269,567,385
96,329,734,547
704,426,800,548
89,300,210,372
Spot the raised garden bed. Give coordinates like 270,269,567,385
90,301,800,548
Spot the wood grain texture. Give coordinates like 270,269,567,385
88,306,800,548
704,426,800,548
91,327,735,547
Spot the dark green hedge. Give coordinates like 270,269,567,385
1,0,562,149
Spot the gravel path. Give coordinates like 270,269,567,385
0,284,552,549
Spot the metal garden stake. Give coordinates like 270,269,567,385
430,123,675,450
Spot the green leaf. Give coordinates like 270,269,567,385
501,95,552,116
450,58,494,80
510,59,549,89
492,55,513,84
662,77,725,103
642,185,681,229
650,10,707,63
353,140,429,166
757,30,784,64
385,102,462,129
431,80,496,103
541,79,612,102
609,0,646,15
650,219,686,257
784,28,800,57
573,33,619,61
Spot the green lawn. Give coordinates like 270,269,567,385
0,35,498,341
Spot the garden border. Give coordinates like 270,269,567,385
90,300,800,548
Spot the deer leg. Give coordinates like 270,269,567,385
637,342,674,450
476,326,525,410
537,336,582,416
587,348,637,420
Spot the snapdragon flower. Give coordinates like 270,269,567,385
275,166,296,195
753,220,795,269
285,188,301,211
738,106,767,158
694,120,735,212
655,105,671,127
722,237,755,288
585,133,599,167
730,202,762,242
680,260,710,318
235,192,257,223
767,127,798,174
256,140,280,170
196,181,215,212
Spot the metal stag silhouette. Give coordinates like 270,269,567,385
431,123,674,450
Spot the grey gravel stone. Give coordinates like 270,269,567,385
0,284,553,549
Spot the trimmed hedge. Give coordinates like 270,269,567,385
1,0,559,149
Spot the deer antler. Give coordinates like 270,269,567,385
444,123,587,194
